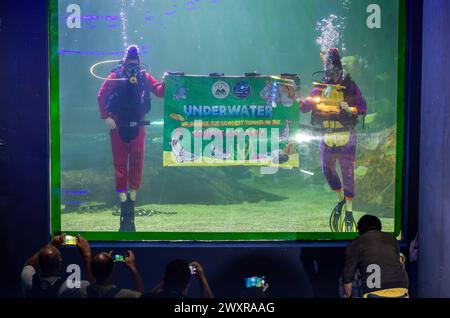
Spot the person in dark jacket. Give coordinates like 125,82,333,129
142,260,213,298
21,235,93,298
342,215,409,298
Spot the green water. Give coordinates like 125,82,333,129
56,0,401,236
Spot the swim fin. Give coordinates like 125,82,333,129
119,195,136,232
339,211,357,233
128,196,136,232
329,199,346,232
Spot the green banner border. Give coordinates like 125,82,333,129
49,0,407,242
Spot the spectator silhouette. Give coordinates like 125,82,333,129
142,260,213,298
241,277,269,298
83,250,143,298
219,252,313,298
21,235,92,298
342,215,409,298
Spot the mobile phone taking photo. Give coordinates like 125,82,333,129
189,265,197,275
245,276,266,288
62,235,77,246
112,253,126,263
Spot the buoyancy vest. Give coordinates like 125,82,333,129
106,67,152,142
311,75,359,132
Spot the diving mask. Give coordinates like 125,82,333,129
325,65,341,83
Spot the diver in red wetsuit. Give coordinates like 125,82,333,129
97,45,165,232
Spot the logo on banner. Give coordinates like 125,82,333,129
233,81,251,99
212,81,230,99
173,86,188,101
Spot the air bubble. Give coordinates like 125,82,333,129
315,14,346,53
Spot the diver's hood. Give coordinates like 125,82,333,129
323,48,343,71
124,45,141,65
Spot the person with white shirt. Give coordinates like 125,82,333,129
21,235,93,298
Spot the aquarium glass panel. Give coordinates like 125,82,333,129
50,0,405,241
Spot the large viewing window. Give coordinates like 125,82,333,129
50,0,405,241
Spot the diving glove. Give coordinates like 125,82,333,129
105,117,117,130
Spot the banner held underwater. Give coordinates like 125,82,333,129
163,74,301,167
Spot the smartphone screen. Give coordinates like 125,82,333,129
63,235,77,246
113,254,125,263
189,265,197,275
245,276,265,288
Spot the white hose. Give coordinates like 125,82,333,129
89,59,127,81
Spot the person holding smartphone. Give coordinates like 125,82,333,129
142,260,214,298
21,235,93,298
81,250,144,298
242,276,269,298
342,215,409,298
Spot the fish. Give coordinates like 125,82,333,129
170,113,186,122
355,166,369,177
364,113,378,125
